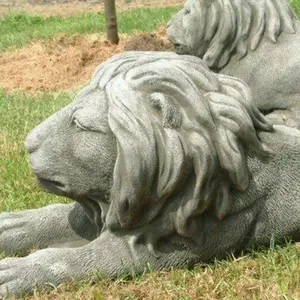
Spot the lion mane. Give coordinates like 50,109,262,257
185,0,297,69
83,52,273,254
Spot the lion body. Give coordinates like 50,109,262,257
1,52,300,296
221,23,300,112
168,0,300,126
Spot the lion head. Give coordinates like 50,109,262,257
25,51,273,253
167,0,297,69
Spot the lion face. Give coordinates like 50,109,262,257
168,0,206,58
25,88,117,225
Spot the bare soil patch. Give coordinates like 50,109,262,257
0,0,183,17
0,27,173,92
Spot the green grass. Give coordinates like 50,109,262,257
292,0,300,15
0,6,180,53
24,243,300,299
0,90,72,211
1,2,300,298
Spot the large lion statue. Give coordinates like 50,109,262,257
2,51,300,297
167,0,300,127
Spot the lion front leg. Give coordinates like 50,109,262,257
0,230,135,297
0,203,98,255
0,230,198,297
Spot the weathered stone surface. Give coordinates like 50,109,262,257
1,52,300,297
168,0,300,128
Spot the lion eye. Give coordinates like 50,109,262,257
183,2,191,15
71,117,89,131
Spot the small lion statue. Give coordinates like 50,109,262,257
2,51,300,297
168,0,300,127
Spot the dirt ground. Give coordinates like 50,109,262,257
0,0,180,92
0,27,173,92
0,0,183,17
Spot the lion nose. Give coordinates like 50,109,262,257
24,128,41,154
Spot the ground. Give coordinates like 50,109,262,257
0,1,176,93
0,28,172,92
1,1,300,299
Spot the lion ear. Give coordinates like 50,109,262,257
150,93,182,129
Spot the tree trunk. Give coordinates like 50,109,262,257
104,0,119,44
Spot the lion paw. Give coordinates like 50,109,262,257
0,248,73,297
0,211,36,255
0,209,55,255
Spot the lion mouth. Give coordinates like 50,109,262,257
37,178,69,196
76,197,105,229
37,176,107,228
38,177,106,228
173,43,191,55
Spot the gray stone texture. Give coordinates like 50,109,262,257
167,0,300,127
1,52,300,296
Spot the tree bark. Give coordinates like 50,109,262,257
104,0,119,44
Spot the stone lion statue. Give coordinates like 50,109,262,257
167,0,300,127
2,51,300,297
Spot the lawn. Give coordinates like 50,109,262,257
0,91,71,212
1,1,300,299
0,6,179,52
